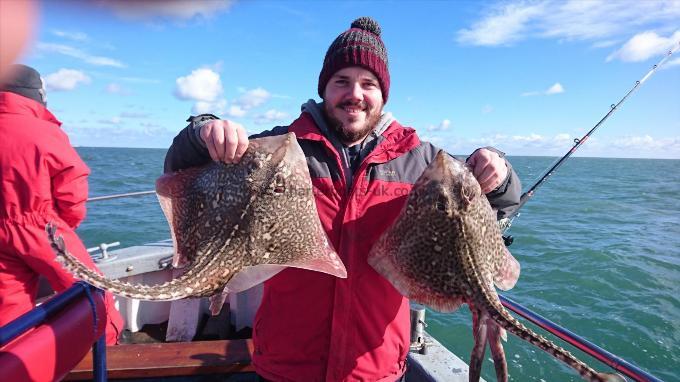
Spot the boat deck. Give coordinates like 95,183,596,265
63,241,480,382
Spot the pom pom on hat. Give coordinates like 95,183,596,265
351,16,381,36
318,17,390,103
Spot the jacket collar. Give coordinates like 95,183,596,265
300,99,395,150
0,92,61,126
289,101,421,162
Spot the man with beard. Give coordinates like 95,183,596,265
164,17,521,382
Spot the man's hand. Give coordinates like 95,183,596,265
467,148,508,194
199,120,249,163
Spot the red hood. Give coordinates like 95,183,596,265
0,92,61,126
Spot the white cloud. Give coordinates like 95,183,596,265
44,69,91,91
52,30,89,42
611,135,680,151
511,133,544,143
234,87,271,110
419,134,447,147
482,105,494,114
201,87,273,118
522,82,565,96
226,105,247,118
174,68,275,118
427,119,452,131
63,124,178,148
254,109,290,125
37,42,126,68
607,30,680,62
457,1,680,47
464,133,575,154
457,3,545,46
545,82,564,94
192,99,228,115
554,133,571,142
583,135,680,158
441,132,680,158
99,0,235,21
174,68,223,102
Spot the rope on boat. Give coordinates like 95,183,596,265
87,190,156,202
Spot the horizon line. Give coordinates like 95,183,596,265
73,146,680,161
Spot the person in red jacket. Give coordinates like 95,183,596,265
0,64,123,345
165,17,521,381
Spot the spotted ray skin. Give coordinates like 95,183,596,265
48,133,346,308
368,151,623,382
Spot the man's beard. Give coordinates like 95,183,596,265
323,101,382,145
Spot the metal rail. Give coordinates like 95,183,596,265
500,295,662,382
87,190,156,202
0,282,107,381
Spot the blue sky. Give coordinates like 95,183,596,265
16,0,680,158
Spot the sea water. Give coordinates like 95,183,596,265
76,147,679,381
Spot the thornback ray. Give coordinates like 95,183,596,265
47,133,346,312
367,151,624,382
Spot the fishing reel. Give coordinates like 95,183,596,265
498,217,514,247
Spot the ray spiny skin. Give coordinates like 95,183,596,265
368,151,623,382
47,133,346,302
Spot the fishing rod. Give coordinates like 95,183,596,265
502,41,679,239
87,190,156,202
494,43,678,381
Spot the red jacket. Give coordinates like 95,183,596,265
252,113,426,381
0,92,89,227
164,108,521,381
0,92,123,346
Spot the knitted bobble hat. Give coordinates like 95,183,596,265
318,16,390,103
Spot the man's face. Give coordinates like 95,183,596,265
323,67,384,146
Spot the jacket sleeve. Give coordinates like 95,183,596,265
164,114,216,173
51,140,91,229
164,114,290,173
425,142,522,221
469,147,522,220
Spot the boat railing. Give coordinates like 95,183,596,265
499,295,662,382
87,190,156,202
0,282,108,382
